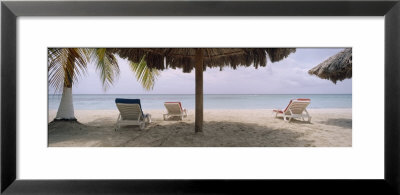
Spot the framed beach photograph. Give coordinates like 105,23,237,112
48,48,351,147
2,0,400,194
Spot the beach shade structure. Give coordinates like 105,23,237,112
111,48,296,133
308,48,352,84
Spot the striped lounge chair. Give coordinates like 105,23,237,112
115,98,151,130
163,102,188,120
273,98,312,123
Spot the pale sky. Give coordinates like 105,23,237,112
49,48,352,94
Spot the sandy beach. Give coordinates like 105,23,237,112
48,109,352,147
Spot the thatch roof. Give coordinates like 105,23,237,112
111,48,296,73
308,48,352,84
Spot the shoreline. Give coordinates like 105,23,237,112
48,109,352,147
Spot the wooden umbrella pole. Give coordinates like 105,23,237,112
195,48,204,133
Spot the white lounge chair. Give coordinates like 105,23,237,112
163,102,188,120
115,98,151,130
273,98,312,123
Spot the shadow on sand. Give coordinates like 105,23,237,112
320,118,352,129
163,116,185,121
48,120,315,147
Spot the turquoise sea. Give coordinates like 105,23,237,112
48,94,352,110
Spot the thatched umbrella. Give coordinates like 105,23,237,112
308,48,352,84
112,48,296,132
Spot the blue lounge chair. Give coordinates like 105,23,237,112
115,98,151,130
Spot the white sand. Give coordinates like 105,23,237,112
48,109,352,147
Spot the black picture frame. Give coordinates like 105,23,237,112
1,0,399,194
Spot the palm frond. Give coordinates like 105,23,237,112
128,55,160,91
90,48,120,90
48,48,90,93
49,48,158,93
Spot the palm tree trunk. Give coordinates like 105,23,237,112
55,60,76,121
55,87,76,121
195,49,203,133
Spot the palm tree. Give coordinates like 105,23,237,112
48,48,158,121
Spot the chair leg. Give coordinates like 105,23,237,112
139,122,145,130
115,122,120,131
115,114,121,131
304,109,311,123
273,110,279,118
